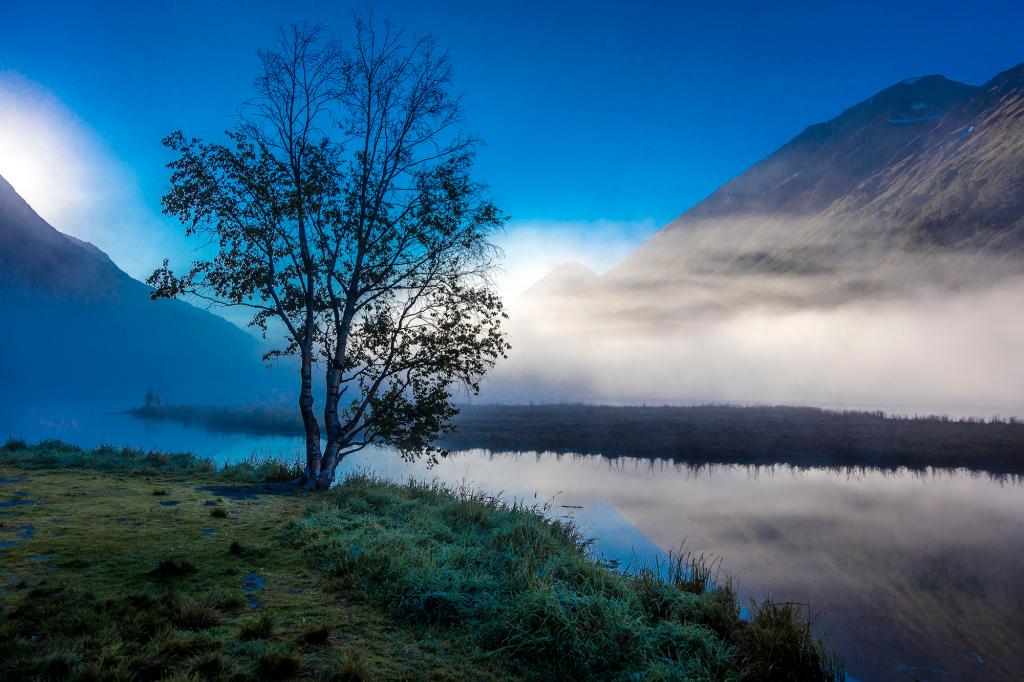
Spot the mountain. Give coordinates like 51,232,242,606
520,262,600,299
668,74,979,224
0,174,283,403
526,63,1024,317
817,64,1024,252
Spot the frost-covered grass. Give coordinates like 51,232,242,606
0,437,302,482
0,445,507,680
0,439,842,680
293,474,844,680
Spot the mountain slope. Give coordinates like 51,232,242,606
680,74,979,223
819,63,1024,253
0,174,282,403
524,62,1024,317
520,262,600,300
601,75,980,283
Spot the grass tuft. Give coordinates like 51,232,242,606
150,557,198,579
187,652,233,678
257,646,303,679
736,599,845,681
221,455,304,483
211,589,247,612
317,651,370,681
301,623,333,645
172,596,223,630
238,613,275,641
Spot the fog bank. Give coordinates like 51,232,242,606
483,263,1024,418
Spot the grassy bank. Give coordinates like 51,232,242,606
0,439,842,680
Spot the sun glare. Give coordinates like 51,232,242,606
0,127,49,209
0,72,98,230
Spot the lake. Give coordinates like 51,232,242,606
2,399,1023,681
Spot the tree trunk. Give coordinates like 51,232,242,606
299,349,322,485
315,446,343,490
291,143,321,487
316,360,347,490
316,296,357,490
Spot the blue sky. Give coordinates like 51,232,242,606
1,0,1023,295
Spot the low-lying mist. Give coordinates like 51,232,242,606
481,218,1024,417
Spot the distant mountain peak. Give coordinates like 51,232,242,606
520,261,600,300
548,261,599,278
635,71,981,233
799,74,976,136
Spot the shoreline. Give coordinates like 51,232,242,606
0,439,842,680
127,402,1024,475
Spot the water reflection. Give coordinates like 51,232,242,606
2,401,1023,681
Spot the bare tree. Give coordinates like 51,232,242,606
308,18,507,489
151,23,345,480
151,18,507,489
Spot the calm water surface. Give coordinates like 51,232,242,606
2,400,1023,681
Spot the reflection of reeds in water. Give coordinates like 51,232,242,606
129,402,1024,475
477,448,1024,487
829,534,1024,680
446,404,1024,474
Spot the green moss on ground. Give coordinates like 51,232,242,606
0,439,842,680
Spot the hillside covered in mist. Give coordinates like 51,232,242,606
492,63,1024,411
0,174,283,403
